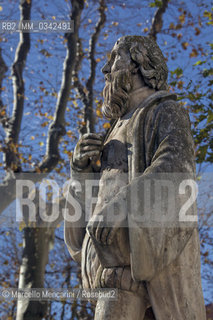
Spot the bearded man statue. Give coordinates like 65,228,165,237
64,36,206,320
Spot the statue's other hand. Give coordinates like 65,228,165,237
86,216,118,246
72,133,103,169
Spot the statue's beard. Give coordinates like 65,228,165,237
102,69,133,120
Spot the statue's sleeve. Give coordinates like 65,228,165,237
143,99,196,175
127,99,198,281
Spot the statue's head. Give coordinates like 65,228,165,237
102,35,168,119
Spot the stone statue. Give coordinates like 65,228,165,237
64,36,206,320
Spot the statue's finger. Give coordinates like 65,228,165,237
81,139,103,146
79,150,100,160
81,145,102,152
82,133,103,141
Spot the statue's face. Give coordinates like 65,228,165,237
102,41,132,75
101,40,134,120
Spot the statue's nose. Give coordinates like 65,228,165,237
101,62,110,74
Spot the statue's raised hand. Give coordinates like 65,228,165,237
72,133,103,170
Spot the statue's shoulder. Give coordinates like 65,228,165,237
137,91,191,134
135,90,186,121
131,90,177,123
130,91,191,136
139,90,177,111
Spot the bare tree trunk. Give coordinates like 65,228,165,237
16,226,54,320
16,1,84,319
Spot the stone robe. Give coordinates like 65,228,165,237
64,90,206,319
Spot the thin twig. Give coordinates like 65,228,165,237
149,0,169,40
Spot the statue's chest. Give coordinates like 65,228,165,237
101,119,130,173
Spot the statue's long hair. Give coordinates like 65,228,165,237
118,36,169,91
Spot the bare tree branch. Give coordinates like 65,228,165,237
37,0,84,173
4,0,31,171
0,0,31,215
0,0,104,215
72,39,88,106
0,0,84,215
81,0,106,135
0,47,8,128
71,0,106,136
86,0,106,98
149,0,169,40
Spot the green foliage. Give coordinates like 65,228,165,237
149,0,163,8
170,67,183,78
